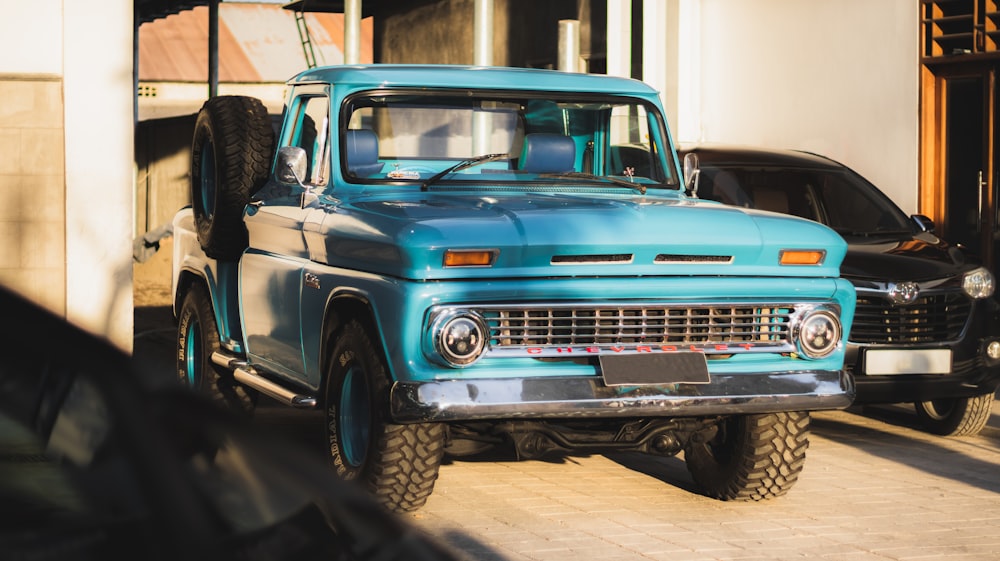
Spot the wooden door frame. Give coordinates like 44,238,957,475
919,62,996,258
919,64,946,228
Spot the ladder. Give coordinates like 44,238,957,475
294,9,318,69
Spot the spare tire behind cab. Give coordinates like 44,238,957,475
190,95,275,260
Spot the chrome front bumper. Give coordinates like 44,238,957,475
390,370,854,423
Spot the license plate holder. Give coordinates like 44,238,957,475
600,353,711,386
863,348,952,375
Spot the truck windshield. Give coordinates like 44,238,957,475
341,92,677,188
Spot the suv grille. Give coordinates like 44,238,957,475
851,292,970,344
481,304,795,348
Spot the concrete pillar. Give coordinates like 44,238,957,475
65,0,135,350
674,0,701,142
607,0,631,78
643,0,672,125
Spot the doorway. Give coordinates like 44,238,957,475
923,66,999,278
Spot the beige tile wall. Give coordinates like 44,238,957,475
0,77,66,315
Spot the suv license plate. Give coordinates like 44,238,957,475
600,353,711,386
864,349,951,375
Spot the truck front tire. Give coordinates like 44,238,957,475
324,320,445,513
684,411,809,501
177,284,257,416
190,95,274,260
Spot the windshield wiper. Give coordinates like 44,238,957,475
420,153,510,191
536,171,648,194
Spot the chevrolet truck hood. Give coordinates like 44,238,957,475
307,191,846,280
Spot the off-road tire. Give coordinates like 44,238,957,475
190,95,274,260
176,284,257,416
324,320,445,513
915,393,994,436
684,411,810,501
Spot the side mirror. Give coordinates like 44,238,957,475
275,146,308,186
682,152,700,197
274,146,318,209
912,214,935,233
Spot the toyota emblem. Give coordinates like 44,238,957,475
887,281,920,305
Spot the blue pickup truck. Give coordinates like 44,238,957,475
172,65,855,512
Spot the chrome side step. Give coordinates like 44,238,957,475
211,352,317,408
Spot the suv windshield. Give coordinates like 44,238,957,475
341,92,677,188
697,165,913,236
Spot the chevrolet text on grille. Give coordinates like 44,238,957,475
490,340,794,358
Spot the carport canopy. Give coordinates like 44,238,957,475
135,0,374,24
134,0,373,98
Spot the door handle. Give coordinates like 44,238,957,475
978,170,985,233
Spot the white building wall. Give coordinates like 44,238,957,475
1,1,62,73
674,0,920,212
0,0,135,350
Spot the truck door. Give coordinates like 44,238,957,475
241,89,331,378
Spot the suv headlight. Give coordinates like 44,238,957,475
794,308,842,359
962,266,994,299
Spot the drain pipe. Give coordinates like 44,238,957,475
344,0,361,64
473,0,494,154
474,0,494,66
558,19,581,72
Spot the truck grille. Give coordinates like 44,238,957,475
480,304,795,348
851,292,970,344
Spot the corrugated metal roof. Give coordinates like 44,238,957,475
135,0,382,24
138,2,373,83
136,0,210,24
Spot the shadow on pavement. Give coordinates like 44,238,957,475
603,451,701,496
132,304,176,390
811,406,1000,495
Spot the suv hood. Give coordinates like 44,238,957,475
309,191,846,280
841,231,975,285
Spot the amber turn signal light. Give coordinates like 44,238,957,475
444,249,497,267
779,249,825,266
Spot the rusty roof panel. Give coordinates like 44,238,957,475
136,0,210,24
138,2,373,83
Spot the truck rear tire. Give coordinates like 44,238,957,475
177,284,257,416
190,95,274,260
684,411,809,501
324,320,445,513
915,393,994,436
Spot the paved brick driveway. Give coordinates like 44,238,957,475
402,402,1000,561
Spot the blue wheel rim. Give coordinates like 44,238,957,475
339,366,371,468
199,144,217,219
183,317,201,387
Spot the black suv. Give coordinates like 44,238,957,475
678,143,1000,436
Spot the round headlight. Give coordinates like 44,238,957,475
796,309,842,359
434,313,487,367
962,266,995,299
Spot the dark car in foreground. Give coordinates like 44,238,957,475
0,285,465,561
678,144,1000,436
